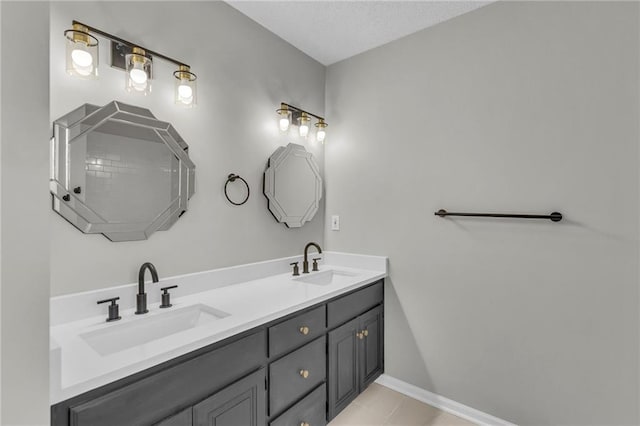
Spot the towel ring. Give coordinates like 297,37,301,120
224,173,250,206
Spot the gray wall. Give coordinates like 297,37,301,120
50,1,326,296
1,2,51,424
325,2,639,424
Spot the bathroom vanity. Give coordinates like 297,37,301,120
50,253,386,426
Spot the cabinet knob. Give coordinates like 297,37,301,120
299,369,310,379
356,332,364,340
300,423,310,426
299,326,310,335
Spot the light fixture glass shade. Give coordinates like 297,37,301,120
276,105,290,132
298,113,311,138
173,65,197,107
125,47,152,95
315,120,328,143
65,24,99,79
279,115,290,132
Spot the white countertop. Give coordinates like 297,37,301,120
50,252,387,404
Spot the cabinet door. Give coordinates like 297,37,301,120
359,305,384,390
193,368,266,426
327,317,359,420
155,407,193,426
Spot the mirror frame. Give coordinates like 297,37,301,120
264,143,322,228
50,101,196,241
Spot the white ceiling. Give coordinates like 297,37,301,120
226,1,491,65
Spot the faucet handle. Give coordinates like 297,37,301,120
97,297,121,322
312,257,321,272
160,285,178,309
290,262,300,276
161,285,178,292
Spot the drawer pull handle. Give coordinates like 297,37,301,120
300,423,310,426
299,326,310,335
299,369,310,379
356,332,364,340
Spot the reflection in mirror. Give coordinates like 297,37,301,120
50,101,196,241
264,143,322,228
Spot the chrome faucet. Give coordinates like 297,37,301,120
136,262,159,314
303,242,322,274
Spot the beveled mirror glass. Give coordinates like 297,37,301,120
50,101,196,241
264,143,322,228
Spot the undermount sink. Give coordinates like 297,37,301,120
294,269,359,286
81,304,230,356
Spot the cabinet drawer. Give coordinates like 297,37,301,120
269,336,326,416
269,306,326,358
327,281,383,329
68,331,266,426
270,384,326,426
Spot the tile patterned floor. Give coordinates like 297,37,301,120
328,384,476,426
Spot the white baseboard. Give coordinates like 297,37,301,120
375,374,517,426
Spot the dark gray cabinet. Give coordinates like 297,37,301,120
155,369,266,426
65,331,266,426
327,282,383,329
155,407,192,426
359,305,384,390
327,317,359,419
193,368,266,426
269,384,326,426
269,336,326,416
268,305,326,358
328,305,384,420
53,279,384,426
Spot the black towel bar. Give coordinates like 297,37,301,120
435,209,562,222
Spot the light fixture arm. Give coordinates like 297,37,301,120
72,20,190,69
280,102,325,122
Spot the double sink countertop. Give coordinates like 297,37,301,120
50,252,388,405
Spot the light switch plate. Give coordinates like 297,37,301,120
331,215,340,231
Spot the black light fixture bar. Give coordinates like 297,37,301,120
72,20,189,68
435,209,563,222
280,102,325,121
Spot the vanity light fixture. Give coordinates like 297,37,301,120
125,47,152,94
315,119,328,143
174,65,197,107
276,102,328,142
277,104,291,132
63,20,197,105
298,112,311,138
64,23,99,79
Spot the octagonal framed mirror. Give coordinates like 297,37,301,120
50,101,196,241
264,143,322,228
